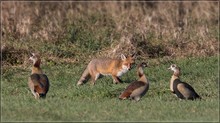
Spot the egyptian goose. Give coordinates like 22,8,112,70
168,64,201,100
119,62,149,101
28,53,49,99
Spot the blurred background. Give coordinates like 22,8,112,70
1,1,219,66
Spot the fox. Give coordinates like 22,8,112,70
77,54,135,85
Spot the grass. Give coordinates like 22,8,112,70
1,56,219,122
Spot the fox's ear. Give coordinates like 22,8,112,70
121,54,126,60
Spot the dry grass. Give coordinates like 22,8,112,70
1,1,219,66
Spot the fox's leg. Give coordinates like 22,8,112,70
117,77,123,83
112,75,122,84
91,72,100,85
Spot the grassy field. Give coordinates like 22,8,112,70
1,56,219,122
1,1,219,122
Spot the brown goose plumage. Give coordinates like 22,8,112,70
119,62,149,101
28,53,49,99
168,64,201,100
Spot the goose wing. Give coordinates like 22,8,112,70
30,74,49,94
177,82,200,100
119,81,145,99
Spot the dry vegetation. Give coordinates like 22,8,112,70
1,1,219,66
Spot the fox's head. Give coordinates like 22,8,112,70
121,54,135,71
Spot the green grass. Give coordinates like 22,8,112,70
1,56,219,122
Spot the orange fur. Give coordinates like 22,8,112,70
77,54,135,85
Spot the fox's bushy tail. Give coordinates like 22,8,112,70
77,67,90,85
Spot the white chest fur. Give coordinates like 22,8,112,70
117,65,129,77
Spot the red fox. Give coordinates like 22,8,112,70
28,53,50,99
77,54,135,85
